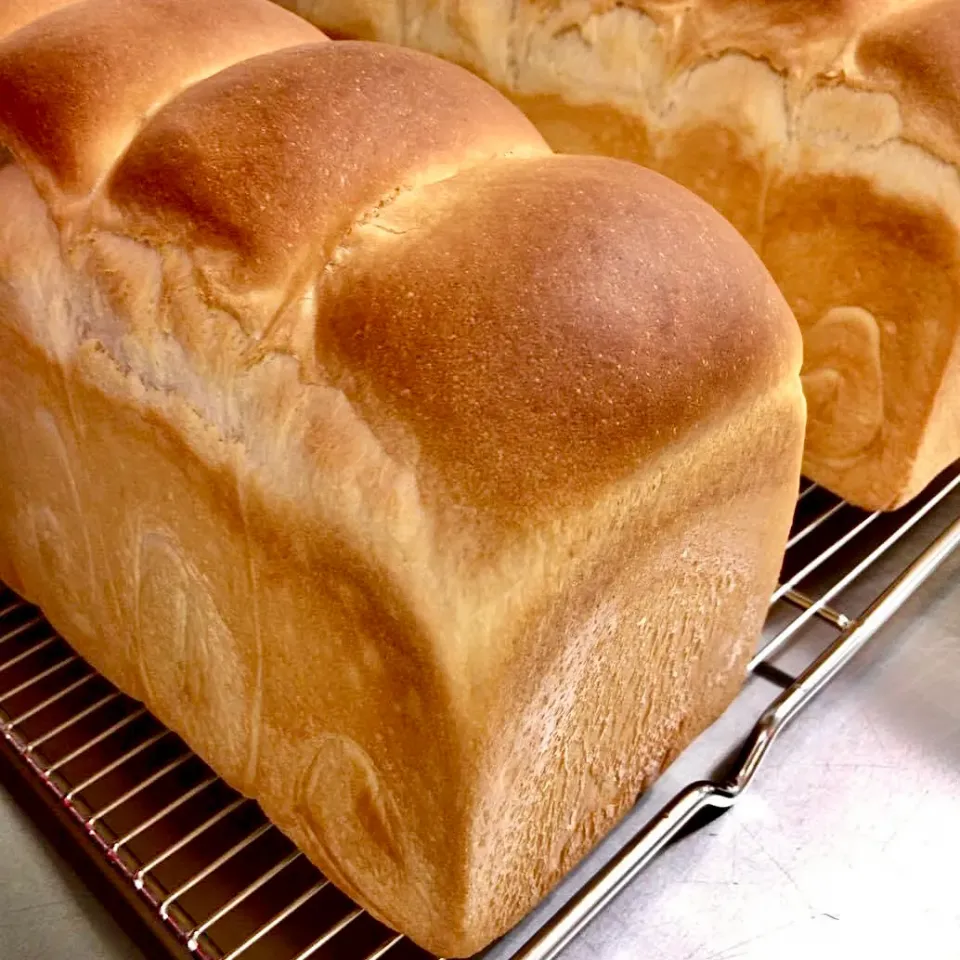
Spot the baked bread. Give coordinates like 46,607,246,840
285,0,960,511
0,0,804,954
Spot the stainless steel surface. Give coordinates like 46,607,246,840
1,466,959,960
0,780,142,960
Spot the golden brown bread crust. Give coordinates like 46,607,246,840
320,154,796,519
106,41,547,297
855,0,960,163
0,0,321,198
291,0,960,509
0,0,80,35
0,0,804,953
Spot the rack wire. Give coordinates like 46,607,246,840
2,465,960,960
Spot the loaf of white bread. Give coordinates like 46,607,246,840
0,0,804,954
283,0,960,511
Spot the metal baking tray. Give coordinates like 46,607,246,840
2,465,959,960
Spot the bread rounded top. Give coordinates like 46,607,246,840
0,0,321,197
0,0,800,524
107,41,548,294
319,154,797,517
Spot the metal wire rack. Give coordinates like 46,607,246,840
2,465,960,960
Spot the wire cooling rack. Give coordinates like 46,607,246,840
1,465,959,960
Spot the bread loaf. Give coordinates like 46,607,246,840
0,0,804,954
285,0,960,511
